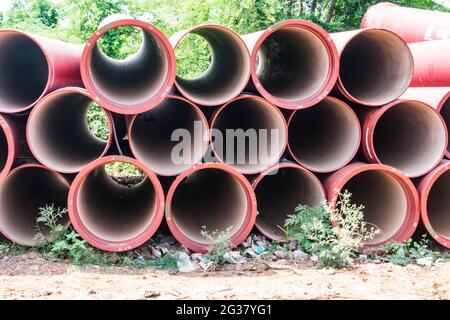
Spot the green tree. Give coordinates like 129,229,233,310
31,0,58,27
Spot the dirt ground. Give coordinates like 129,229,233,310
0,253,449,300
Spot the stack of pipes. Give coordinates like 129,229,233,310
0,4,450,253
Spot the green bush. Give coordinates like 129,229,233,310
201,226,233,270
33,204,178,269
86,103,109,141
375,235,449,267
285,190,379,268
175,34,212,79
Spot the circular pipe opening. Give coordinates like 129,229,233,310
27,88,112,173
426,169,450,240
0,165,69,246
0,31,49,113
341,170,408,245
81,20,175,114
288,97,360,173
173,25,250,106
249,21,338,109
69,157,164,251
339,29,413,106
254,164,325,241
129,96,208,176
166,164,256,253
211,96,287,174
372,101,447,177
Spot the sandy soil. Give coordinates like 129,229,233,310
0,253,449,300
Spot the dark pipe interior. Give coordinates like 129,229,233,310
89,28,168,108
0,167,69,246
77,163,157,242
131,98,206,175
0,126,8,173
28,92,110,172
256,27,330,102
171,168,248,243
373,101,446,177
0,33,49,112
176,26,249,105
341,170,407,244
440,98,450,154
255,167,324,240
289,98,359,172
427,170,450,239
340,30,412,105
213,98,286,173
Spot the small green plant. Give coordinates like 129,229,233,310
34,204,103,265
0,241,10,256
285,190,379,269
122,253,179,273
376,235,449,267
87,103,109,141
33,204,179,270
201,226,233,270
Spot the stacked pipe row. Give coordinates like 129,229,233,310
1,5,450,253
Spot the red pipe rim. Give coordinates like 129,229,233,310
418,161,450,247
0,116,15,180
327,163,420,248
209,95,288,175
252,162,326,241
362,99,448,178
249,19,339,110
26,87,114,174
165,163,257,253
68,155,165,252
287,96,361,173
128,95,210,176
0,163,71,246
80,19,176,115
336,28,414,107
0,30,55,113
171,24,251,106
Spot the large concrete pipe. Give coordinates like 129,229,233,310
331,29,413,106
129,96,209,176
170,25,250,106
400,87,450,159
323,162,420,248
242,20,339,109
361,2,450,43
288,97,360,173
408,40,450,87
68,156,165,251
80,15,176,114
210,95,287,174
253,162,325,241
360,100,447,178
0,164,70,246
417,160,450,248
0,30,82,113
27,87,113,173
165,163,257,253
